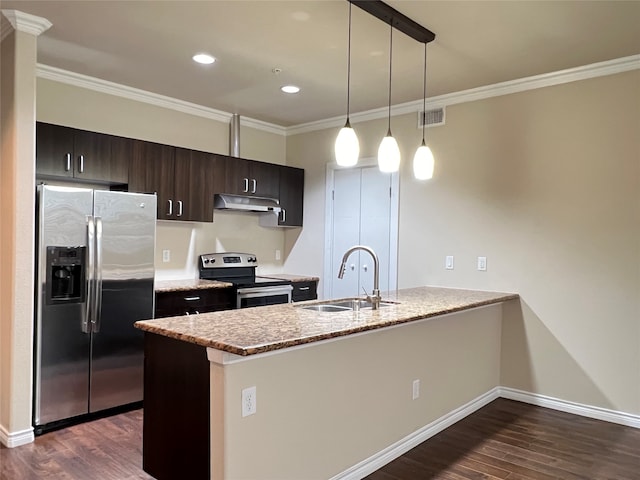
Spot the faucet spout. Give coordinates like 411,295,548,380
337,245,381,309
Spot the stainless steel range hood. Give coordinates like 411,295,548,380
214,193,281,213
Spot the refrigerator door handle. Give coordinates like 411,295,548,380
93,216,104,333
84,215,95,334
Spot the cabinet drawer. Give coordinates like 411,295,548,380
291,281,317,302
155,288,233,317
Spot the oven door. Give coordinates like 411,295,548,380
236,285,293,309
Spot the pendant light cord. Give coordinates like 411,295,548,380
387,22,393,134
421,42,427,144
346,3,352,122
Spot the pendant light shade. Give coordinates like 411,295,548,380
334,3,359,167
378,22,400,173
379,130,401,173
413,140,434,179
413,42,434,180
335,120,359,167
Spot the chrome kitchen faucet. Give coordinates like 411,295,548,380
338,245,381,310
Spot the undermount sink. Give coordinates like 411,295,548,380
297,298,398,312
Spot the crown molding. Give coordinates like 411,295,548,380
287,54,640,136
36,64,287,137
36,55,639,139
1,10,52,38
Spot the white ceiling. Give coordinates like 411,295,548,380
3,1,640,127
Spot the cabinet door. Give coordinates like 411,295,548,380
73,130,112,181
102,135,131,184
130,141,175,220
250,161,280,198
174,148,222,222
36,123,75,178
224,157,250,194
278,166,304,226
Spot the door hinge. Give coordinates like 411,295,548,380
389,187,392,198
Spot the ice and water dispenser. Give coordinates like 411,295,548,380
45,246,86,304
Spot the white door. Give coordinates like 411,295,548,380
326,164,398,299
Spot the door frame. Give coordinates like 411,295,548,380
323,158,399,300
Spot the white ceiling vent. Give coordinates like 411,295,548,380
417,107,445,128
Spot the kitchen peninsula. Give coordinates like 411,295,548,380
135,286,518,480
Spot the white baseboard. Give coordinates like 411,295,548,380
330,387,501,480
0,424,35,448
498,387,640,429
333,386,639,479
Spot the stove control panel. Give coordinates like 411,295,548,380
199,252,258,269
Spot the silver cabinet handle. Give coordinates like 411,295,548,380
177,200,183,217
350,264,355,271
298,286,310,291
251,178,257,194
167,199,173,216
78,154,85,173
243,178,249,193
65,153,72,172
363,264,368,272
184,296,201,301
281,209,286,224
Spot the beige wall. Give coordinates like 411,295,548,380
0,27,38,441
285,70,640,415
37,78,289,278
212,304,504,479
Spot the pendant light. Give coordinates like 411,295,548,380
413,42,435,180
334,3,359,167
378,22,400,173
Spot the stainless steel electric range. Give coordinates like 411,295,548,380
198,252,292,309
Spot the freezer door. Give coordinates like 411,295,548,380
90,191,156,412
34,185,93,426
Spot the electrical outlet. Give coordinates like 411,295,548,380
242,386,257,417
445,255,454,270
162,249,170,263
275,249,281,261
412,379,420,400
477,256,487,271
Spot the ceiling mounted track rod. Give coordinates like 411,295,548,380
349,0,435,44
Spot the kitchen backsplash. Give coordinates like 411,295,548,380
155,211,286,280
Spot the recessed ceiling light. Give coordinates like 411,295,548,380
192,53,215,65
281,85,300,94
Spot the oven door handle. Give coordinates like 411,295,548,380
236,285,293,297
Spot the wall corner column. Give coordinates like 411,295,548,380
0,9,51,448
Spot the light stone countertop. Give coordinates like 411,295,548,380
154,279,233,293
136,286,518,356
260,274,320,283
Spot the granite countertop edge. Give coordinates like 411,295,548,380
136,287,519,356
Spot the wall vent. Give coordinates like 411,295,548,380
417,107,445,128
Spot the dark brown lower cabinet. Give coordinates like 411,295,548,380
143,333,210,480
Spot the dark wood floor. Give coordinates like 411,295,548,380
365,398,640,480
1,399,638,479
0,409,153,480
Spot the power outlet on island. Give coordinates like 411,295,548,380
445,256,454,270
242,386,257,417
412,379,420,400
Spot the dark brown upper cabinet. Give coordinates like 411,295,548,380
129,140,175,220
277,165,304,227
129,143,222,222
223,157,280,199
173,148,224,222
36,122,127,184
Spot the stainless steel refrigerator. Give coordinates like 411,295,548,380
34,185,156,432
